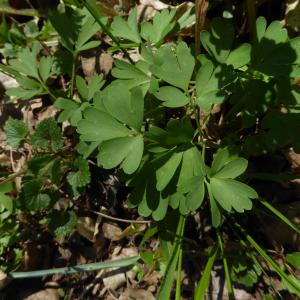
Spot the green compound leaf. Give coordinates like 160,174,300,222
154,86,190,108
55,98,90,126
213,158,248,179
200,17,251,68
111,7,141,44
38,56,54,82
178,176,205,214
30,118,63,151
102,85,144,131
147,118,195,149
112,60,151,91
211,147,239,175
77,86,144,174
226,43,251,69
98,135,144,175
49,8,102,53
210,178,257,213
200,18,234,63
251,17,300,77
196,61,236,110
156,151,183,191
76,74,105,101
48,210,77,238
141,9,176,45
77,108,132,142
67,157,91,197
8,42,40,79
4,118,28,149
0,182,14,213
151,41,195,91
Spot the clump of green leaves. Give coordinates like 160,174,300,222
1,1,300,298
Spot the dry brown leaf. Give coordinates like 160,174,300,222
119,288,155,300
77,217,97,242
99,53,114,76
81,56,96,81
22,288,60,300
102,222,122,241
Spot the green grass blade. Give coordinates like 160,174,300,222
157,214,185,300
194,244,219,300
259,198,300,235
235,222,300,296
9,256,139,279
217,232,235,300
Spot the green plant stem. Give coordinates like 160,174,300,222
39,79,56,101
0,7,40,17
9,256,139,279
83,0,134,64
175,247,183,300
217,231,235,300
69,53,77,97
0,168,27,186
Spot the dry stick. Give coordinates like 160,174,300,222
0,168,27,186
0,7,40,17
195,0,209,57
90,210,152,224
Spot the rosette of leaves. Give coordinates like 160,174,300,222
77,84,144,174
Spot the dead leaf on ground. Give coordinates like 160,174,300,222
102,222,122,241
81,56,96,81
119,288,155,300
99,53,114,76
101,247,138,291
22,288,60,300
77,216,97,242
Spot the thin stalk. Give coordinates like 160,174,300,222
39,79,56,101
0,7,40,17
175,247,183,300
0,168,27,186
217,231,235,300
9,256,139,279
83,0,134,64
69,53,77,97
